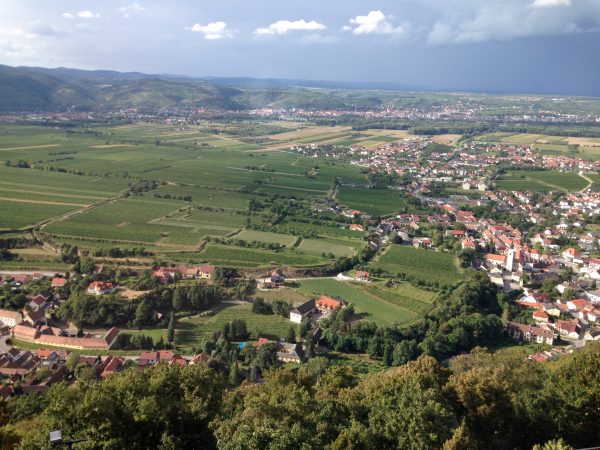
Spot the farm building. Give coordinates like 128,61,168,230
290,299,316,324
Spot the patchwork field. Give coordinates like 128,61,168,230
370,245,465,286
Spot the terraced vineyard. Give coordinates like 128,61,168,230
370,245,465,286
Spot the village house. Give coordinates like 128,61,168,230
505,321,556,345
354,271,371,282
87,281,117,296
289,299,315,324
554,320,580,340
276,342,304,364
0,309,22,327
315,295,345,312
51,277,67,288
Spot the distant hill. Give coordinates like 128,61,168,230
0,65,418,112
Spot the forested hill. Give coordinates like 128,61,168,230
0,64,387,112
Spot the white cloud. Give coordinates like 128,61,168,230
119,2,145,12
78,11,100,19
532,0,571,7
62,13,75,19
255,19,327,35
190,21,235,40
119,2,145,17
347,11,404,35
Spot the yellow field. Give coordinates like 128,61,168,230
433,134,462,145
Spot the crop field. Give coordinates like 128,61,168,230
295,278,420,325
370,245,464,286
296,237,357,257
43,197,203,246
175,303,297,349
495,170,587,192
337,187,410,216
232,230,299,247
359,283,435,316
197,243,327,268
150,185,251,210
0,199,80,230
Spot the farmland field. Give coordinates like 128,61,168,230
337,187,410,216
197,243,327,268
495,170,587,192
175,303,297,350
297,237,357,257
370,245,465,286
232,230,299,247
295,278,421,325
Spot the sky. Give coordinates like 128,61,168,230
1,0,600,95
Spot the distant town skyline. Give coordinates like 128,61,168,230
1,0,600,95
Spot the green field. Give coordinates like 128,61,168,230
197,243,327,268
297,237,357,257
371,245,465,286
295,278,421,325
337,187,410,216
232,230,299,247
175,303,297,350
495,170,587,192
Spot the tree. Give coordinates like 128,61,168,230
382,344,392,367
134,301,152,328
229,362,240,385
286,326,296,344
167,311,175,343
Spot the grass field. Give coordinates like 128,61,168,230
495,170,587,192
370,245,465,286
175,302,297,350
295,278,421,326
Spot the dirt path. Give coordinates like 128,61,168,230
578,172,593,193
0,144,59,152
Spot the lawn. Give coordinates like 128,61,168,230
370,245,465,286
175,303,297,350
295,278,419,326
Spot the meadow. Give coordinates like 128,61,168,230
175,302,297,350
370,245,465,286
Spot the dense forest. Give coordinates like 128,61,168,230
2,341,598,449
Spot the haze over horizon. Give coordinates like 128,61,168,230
1,0,600,96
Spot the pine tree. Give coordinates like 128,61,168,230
167,311,175,343
229,362,240,385
286,326,296,343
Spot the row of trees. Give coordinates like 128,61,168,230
6,342,599,449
